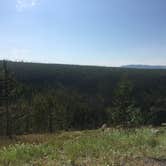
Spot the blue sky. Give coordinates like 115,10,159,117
0,0,166,66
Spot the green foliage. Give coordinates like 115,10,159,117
109,77,143,126
1,61,166,135
127,106,144,125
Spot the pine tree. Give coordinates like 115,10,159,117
0,60,17,137
113,76,134,125
3,60,11,137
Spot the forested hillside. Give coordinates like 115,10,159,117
0,61,166,136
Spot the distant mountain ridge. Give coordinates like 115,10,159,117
121,65,166,69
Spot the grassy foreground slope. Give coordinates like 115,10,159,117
0,127,166,166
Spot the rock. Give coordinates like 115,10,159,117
101,123,107,131
161,123,166,127
151,129,160,134
151,129,165,135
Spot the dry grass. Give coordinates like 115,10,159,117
0,127,166,166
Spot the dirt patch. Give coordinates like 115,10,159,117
133,157,166,166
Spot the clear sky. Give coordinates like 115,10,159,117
0,0,166,66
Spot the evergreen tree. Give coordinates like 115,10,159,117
113,76,134,125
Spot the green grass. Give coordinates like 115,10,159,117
0,127,166,166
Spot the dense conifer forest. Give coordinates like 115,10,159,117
0,61,166,136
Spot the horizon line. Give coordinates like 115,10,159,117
0,59,166,68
